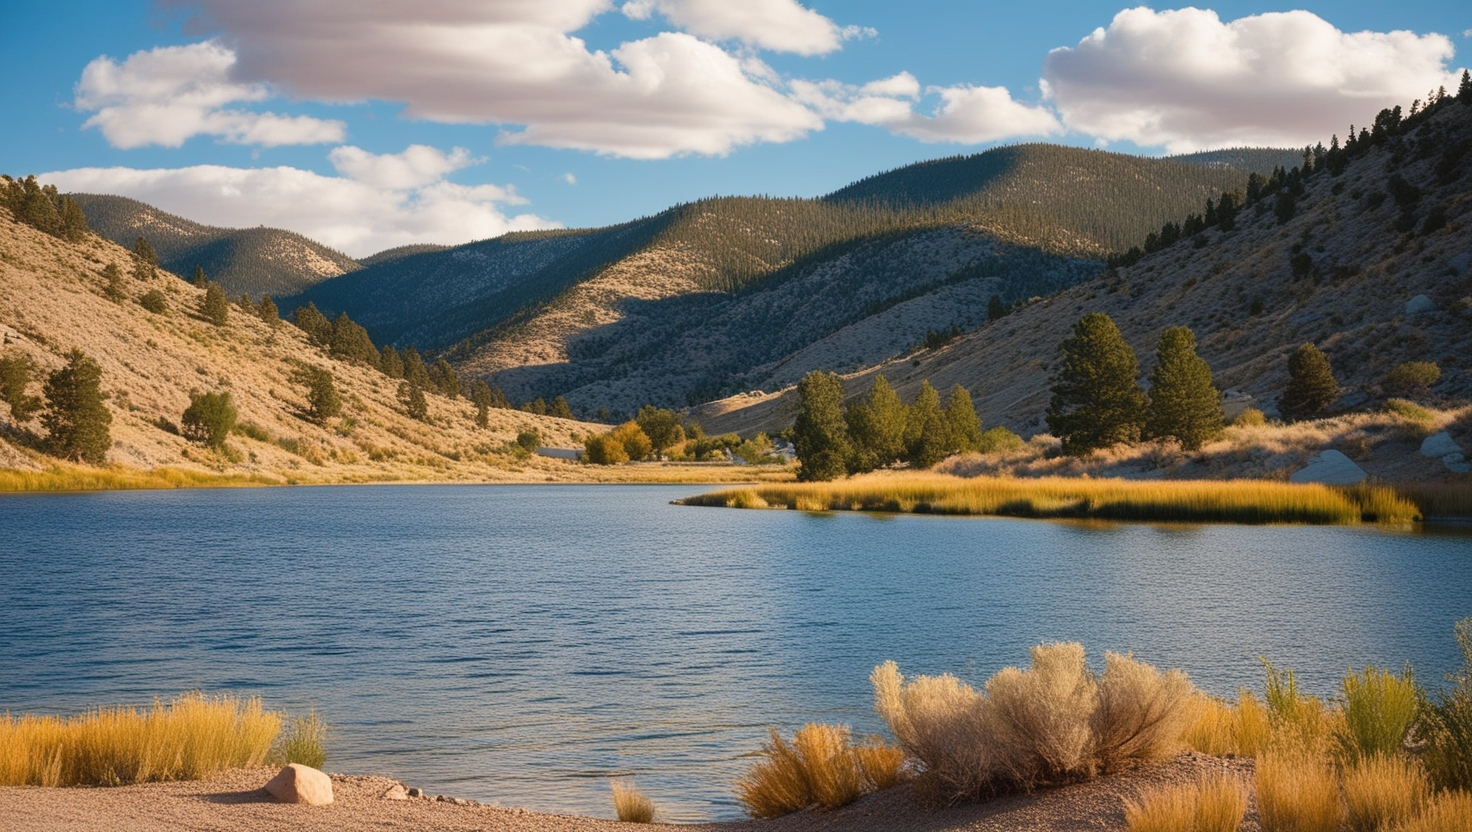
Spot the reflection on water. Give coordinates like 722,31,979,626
1,485,1469,820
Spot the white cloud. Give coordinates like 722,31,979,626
328,144,478,190
620,0,868,56
792,73,1062,144
561,173,578,185
162,1,828,159
43,158,554,258
1042,7,1465,153
74,41,345,149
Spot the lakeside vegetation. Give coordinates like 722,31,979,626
0,464,279,493
682,474,1423,525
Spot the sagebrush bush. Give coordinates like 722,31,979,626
1091,651,1195,771
610,779,655,823
735,723,904,818
1336,665,1418,762
1341,753,1429,832
1255,751,1344,832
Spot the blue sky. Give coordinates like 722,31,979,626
3,1,1467,257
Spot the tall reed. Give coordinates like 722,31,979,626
1341,753,1429,832
1255,751,1344,832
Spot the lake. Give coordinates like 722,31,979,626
1,484,1470,820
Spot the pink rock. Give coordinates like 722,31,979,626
265,763,334,806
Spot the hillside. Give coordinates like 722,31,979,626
0,209,768,485
289,144,1271,416
71,194,360,298
698,99,1472,454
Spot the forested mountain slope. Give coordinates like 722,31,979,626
698,98,1472,439
72,194,360,298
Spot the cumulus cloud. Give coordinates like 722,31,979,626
1043,7,1465,153
792,73,1062,144
328,144,478,189
74,41,345,149
620,0,871,56
43,157,555,258
161,0,829,158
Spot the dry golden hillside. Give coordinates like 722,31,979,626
0,212,771,485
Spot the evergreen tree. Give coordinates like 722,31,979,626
132,237,158,266
1144,326,1223,450
17,177,60,235
904,380,950,468
845,374,907,472
635,405,683,456
0,353,42,422
549,395,574,420
293,303,333,346
138,290,167,314
379,345,404,379
792,370,849,482
429,358,460,398
330,313,378,367
469,379,494,428
944,384,984,453
58,197,88,242
1278,343,1338,421
1461,70,1471,104
987,294,1007,321
191,265,208,288
398,380,428,421
41,349,112,464
181,390,237,449
293,365,341,424
102,263,125,302
257,295,279,326
200,282,229,326
401,346,432,390
1046,313,1147,455
131,257,155,282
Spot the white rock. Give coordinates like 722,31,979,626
1405,294,1436,315
1421,432,1463,458
265,763,334,806
383,783,408,800
1290,450,1367,485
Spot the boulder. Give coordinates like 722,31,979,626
265,763,334,806
1445,453,1470,475
1405,294,1436,315
383,783,408,800
1421,431,1464,458
1289,450,1367,485
1450,252,1470,276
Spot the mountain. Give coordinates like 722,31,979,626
1170,148,1308,175
697,98,1472,439
70,194,361,299
288,143,1272,415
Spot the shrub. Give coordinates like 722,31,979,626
1384,398,1435,422
1383,362,1441,397
977,426,1025,453
735,723,903,818
102,263,125,302
1421,617,1472,790
138,289,168,314
0,353,42,422
1090,651,1195,771
610,779,655,823
1336,665,1418,762
1125,776,1247,832
611,421,652,461
1234,407,1267,427
584,433,628,465
267,710,327,769
41,349,112,464
1255,751,1344,832
516,428,541,452
1341,753,1429,832
1396,791,1472,832
180,390,238,450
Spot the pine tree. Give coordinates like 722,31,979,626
1144,326,1223,450
1460,70,1471,104
330,313,378,367
635,405,683,456
200,282,229,326
792,370,849,482
905,380,950,468
1278,343,1338,421
845,374,907,472
469,379,493,428
549,395,574,420
0,353,43,422
429,358,459,398
402,346,432,389
58,197,89,242
379,345,404,379
132,237,158,266
293,303,333,346
191,265,208,288
41,349,112,464
987,294,1007,321
398,380,428,421
293,365,341,424
257,296,280,326
1046,313,1146,455
17,177,60,235
181,390,237,449
102,263,125,302
944,384,983,453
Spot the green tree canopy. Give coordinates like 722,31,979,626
1145,326,1224,450
944,384,984,454
402,346,432,389
200,282,229,326
181,390,238,449
987,294,1007,322
636,405,684,456
380,345,405,379
191,265,208,288
549,395,574,421
584,433,628,465
330,313,378,367
257,295,279,326
398,380,428,421
41,349,112,464
0,353,42,422
846,374,907,473
1046,312,1147,455
429,358,460,398
292,365,341,424
102,263,125,302
293,303,333,347
611,420,652,461
792,370,849,481
132,236,158,266
1278,343,1338,421
905,380,950,468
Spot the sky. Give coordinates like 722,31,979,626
2,1,1468,258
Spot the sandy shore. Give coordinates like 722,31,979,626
0,753,1256,831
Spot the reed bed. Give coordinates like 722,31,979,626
683,474,1421,525
1255,751,1344,832
0,465,274,493
1341,753,1430,832
0,693,280,787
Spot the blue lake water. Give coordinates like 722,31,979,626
1,484,1470,820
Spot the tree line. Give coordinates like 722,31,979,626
1,175,89,243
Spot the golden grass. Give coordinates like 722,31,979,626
0,464,278,492
1256,751,1345,832
1337,666,1419,762
610,779,656,823
1182,694,1236,757
735,723,905,818
1394,790,1472,832
683,473,1420,525
268,710,327,769
1125,776,1247,832
1342,754,1429,832
0,693,280,787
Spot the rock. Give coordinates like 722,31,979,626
1405,294,1436,315
1445,453,1470,474
383,783,408,800
1290,450,1367,485
407,787,424,798
265,763,334,806
1451,252,1470,276
1421,432,1464,458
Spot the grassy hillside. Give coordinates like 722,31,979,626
699,99,1472,472
71,194,360,298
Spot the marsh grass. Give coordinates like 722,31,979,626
1255,751,1344,832
1336,666,1418,762
1182,689,1273,758
735,723,905,818
610,779,656,823
1396,483,1472,520
0,693,280,786
683,474,1420,525
1124,776,1247,832
268,710,327,769
0,464,275,492
1395,790,1472,832
1341,753,1429,832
